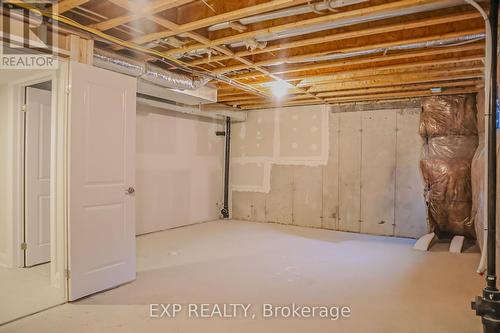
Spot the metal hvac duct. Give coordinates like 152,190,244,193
265,33,485,66
228,0,483,48
93,50,209,90
208,0,368,32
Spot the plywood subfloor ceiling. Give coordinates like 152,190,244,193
53,0,486,109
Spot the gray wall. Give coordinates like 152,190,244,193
231,103,427,239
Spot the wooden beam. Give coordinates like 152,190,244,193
163,0,452,56
90,0,194,31
237,55,483,86
53,0,89,13
213,28,485,74
308,70,483,93
128,0,312,45
295,56,484,86
146,16,323,102
188,11,481,65
66,34,94,64
315,79,481,97
240,87,478,109
226,79,481,104
229,79,481,105
324,87,478,102
231,43,484,80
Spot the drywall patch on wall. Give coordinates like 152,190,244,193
230,161,271,193
232,104,427,239
231,104,329,192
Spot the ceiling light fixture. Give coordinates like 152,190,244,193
270,81,290,99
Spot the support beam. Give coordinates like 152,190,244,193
230,43,484,80
52,0,89,13
66,34,94,64
90,0,194,31
128,0,312,45
240,87,478,109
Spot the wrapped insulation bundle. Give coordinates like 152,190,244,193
419,94,478,239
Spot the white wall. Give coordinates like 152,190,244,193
0,84,12,266
136,104,224,235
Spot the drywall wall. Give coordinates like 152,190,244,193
231,103,427,238
136,104,224,235
0,84,11,266
231,105,329,192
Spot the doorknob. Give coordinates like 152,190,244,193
125,187,135,195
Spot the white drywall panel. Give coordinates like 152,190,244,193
322,113,340,230
338,112,362,232
230,161,271,192
264,165,294,224
277,106,328,162
232,109,274,158
360,110,397,236
395,109,427,238
230,105,329,193
136,105,223,235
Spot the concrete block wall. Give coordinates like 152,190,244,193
231,102,427,239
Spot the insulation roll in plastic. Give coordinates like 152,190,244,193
419,94,478,240
419,95,478,138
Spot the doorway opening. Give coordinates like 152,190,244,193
23,81,53,268
0,69,66,325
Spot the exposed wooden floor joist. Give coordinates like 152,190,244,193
47,0,488,108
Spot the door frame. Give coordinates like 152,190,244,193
8,61,70,295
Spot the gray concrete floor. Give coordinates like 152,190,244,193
0,220,484,332
0,263,64,324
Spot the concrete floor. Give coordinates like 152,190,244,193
0,220,484,332
0,263,65,324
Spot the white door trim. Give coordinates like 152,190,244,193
6,63,70,295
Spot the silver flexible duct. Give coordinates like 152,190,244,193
269,34,485,65
93,50,209,90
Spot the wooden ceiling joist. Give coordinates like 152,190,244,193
241,87,478,109
90,0,194,31
53,0,89,13
48,0,487,109
188,11,481,66
128,0,313,46
230,43,484,80
162,0,458,56
213,28,485,74
308,70,483,93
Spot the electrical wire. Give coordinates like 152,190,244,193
4,0,269,98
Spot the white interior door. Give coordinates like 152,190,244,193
25,87,52,267
68,62,136,301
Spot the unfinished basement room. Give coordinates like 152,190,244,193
1,0,500,332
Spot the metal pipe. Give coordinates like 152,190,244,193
471,1,500,332
486,0,498,292
208,0,367,31
221,117,231,219
228,0,482,48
